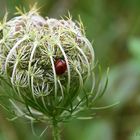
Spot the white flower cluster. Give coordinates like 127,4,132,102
0,10,94,101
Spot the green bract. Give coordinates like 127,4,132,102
0,8,95,123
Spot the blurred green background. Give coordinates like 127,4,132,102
0,0,140,140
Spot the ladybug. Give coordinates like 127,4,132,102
55,59,67,75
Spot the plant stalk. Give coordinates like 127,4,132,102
52,121,61,140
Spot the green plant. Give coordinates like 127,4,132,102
0,5,115,140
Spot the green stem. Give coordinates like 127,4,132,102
52,121,61,140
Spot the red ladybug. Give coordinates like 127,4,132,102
55,59,67,75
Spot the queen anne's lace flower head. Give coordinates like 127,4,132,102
0,8,95,120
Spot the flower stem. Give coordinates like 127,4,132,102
52,121,61,140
